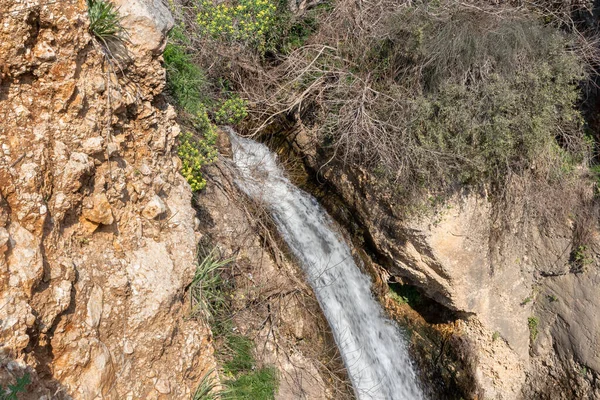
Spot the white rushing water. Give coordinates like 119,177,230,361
229,130,424,400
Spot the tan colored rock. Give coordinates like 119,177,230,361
81,136,104,155
142,195,166,220
82,193,114,226
0,227,9,254
85,285,103,330
112,0,174,55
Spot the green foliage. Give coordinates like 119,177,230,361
521,296,533,306
164,33,220,191
570,245,592,271
223,335,255,375
388,282,422,307
528,317,539,342
196,0,278,52
0,373,30,400
164,38,208,115
86,0,126,45
192,370,219,400
186,249,278,399
215,97,249,125
492,331,500,342
178,113,219,191
221,335,278,400
189,249,231,321
223,366,278,400
265,1,589,201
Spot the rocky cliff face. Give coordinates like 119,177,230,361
0,1,216,398
286,128,600,399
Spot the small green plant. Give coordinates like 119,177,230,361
192,370,219,400
0,373,30,400
221,334,279,399
86,0,126,46
521,296,533,306
223,366,278,400
528,317,539,342
164,37,209,115
178,113,219,191
579,366,588,377
548,294,559,303
189,249,231,321
215,97,249,125
492,331,500,342
570,245,592,272
388,282,422,307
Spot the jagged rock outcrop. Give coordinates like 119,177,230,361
0,1,215,398
287,128,600,399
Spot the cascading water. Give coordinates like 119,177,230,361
229,129,424,400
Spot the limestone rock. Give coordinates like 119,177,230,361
81,193,114,228
112,0,174,55
142,195,166,220
81,136,104,155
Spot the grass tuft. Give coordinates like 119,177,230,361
190,249,232,323
87,0,126,45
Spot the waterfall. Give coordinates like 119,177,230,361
229,130,424,400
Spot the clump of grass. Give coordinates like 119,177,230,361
492,331,500,342
87,0,126,46
189,249,232,322
223,366,278,400
528,317,539,342
192,370,219,400
0,373,30,400
221,334,279,400
164,32,209,116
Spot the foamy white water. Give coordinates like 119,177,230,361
229,129,424,400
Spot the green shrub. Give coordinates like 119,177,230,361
164,39,209,116
215,97,249,125
178,112,218,191
86,0,126,46
528,317,539,342
0,373,30,400
258,1,589,201
196,0,278,52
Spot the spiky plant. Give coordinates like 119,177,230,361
87,0,126,47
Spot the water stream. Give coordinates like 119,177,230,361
229,130,424,400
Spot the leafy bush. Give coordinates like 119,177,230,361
251,1,589,202
164,38,209,116
196,0,278,52
86,0,126,46
215,97,249,125
178,113,218,191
